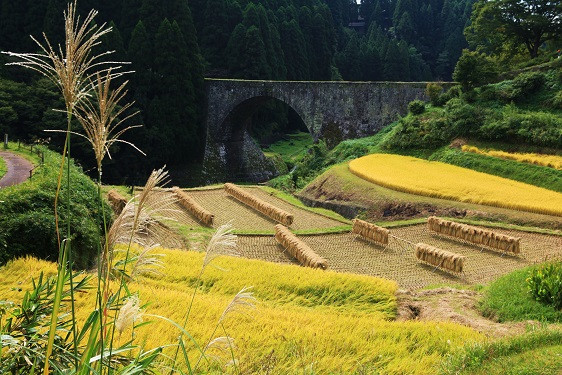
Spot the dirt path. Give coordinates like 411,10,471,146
396,287,538,337
0,151,34,188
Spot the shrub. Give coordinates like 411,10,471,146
383,113,452,150
408,100,426,115
551,90,562,109
445,99,486,136
453,50,498,90
479,108,562,148
510,71,545,100
527,262,562,310
438,85,462,105
425,82,443,106
0,147,111,269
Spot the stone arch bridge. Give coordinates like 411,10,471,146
203,78,441,182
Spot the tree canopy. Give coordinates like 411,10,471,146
466,0,562,58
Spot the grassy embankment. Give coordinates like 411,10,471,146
0,144,110,268
0,251,484,374
441,330,562,375
440,261,562,374
462,144,562,170
479,265,562,323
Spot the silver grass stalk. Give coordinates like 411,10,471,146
218,286,256,324
2,0,119,114
115,295,143,336
202,222,239,270
74,70,142,175
196,287,255,370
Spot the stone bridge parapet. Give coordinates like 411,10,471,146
203,79,451,182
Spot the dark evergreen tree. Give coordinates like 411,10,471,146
119,0,142,43
201,0,242,74
128,20,152,110
279,20,310,80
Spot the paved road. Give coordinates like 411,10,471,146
0,151,34,188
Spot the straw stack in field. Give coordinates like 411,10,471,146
274,224,328,269
415,243,465,273
352,218,390,245
107,189,127,215
427,216,521,254
225,183,294,226
173,186,214,226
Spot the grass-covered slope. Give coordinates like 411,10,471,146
349,154,562,216
479,265,562,323
441,330,562,375
0,146,110,268
431,147,562,193
0,252,484,374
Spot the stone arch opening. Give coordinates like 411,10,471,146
219,95,311,182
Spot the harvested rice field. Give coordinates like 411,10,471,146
149,186,348,231
232,225,562,289
142,185,561,289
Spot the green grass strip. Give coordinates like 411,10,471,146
440,329,562,374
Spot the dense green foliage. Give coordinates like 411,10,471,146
527,262,562,310
479,265,562,323
0,147,111,269
453,50,498,89
466,0,562,59
385,69,562,150
408,100,426,115
0,0,476,182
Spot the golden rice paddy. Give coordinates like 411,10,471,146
462,145,562,170
348,153,562,216
0,253,483,374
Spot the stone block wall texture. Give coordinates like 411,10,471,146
203,79,452,183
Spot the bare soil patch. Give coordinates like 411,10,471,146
396,288,534,337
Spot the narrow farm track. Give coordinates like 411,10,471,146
0,151,33,188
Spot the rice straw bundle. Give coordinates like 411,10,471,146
274,224,328,269
224,183,294,226
427,216,521,254
173,187,214,226
415,243,465,273
352,218,389,245
107,189,127,215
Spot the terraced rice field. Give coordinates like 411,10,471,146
234,226,562,289
349,154,562,216
462,145,562,170
154,186,348,231
143,185,561,289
